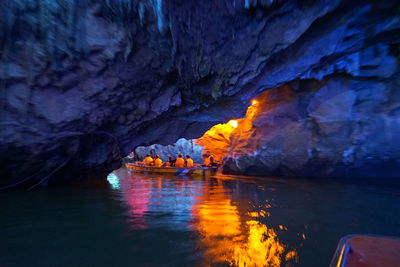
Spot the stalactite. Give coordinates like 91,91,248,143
151,0,165,33
138,2,145,25
124,34,134,62
64,0,77,40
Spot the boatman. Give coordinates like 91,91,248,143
143,154,153,166
175,154,185,168
154,155,163,167
186,155,194,168
202,153,210,167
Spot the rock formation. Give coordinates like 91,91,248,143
222,59,400,178
128,50,400,179
1,0,400,186
135,138,203,163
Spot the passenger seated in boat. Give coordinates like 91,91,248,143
186,155,194,168
168,156,176,167
143,154,153,166
202,153,210,167
164,162,171,167
175,154,185,168
154,155,163,167
209,154,217,166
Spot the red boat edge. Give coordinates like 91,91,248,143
330,234,400,267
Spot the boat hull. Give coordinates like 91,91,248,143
330,235,400,267
125,163,216,177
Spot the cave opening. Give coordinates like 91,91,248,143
123,72,400,179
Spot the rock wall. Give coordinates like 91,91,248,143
222,44,400,178
130,46,400,179
1,0,400,186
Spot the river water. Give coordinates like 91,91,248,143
1,168,400,266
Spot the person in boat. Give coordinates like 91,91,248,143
209,154,217,167
186,155,194,168
175,154,185,168
164,161,171,167
168,156,176,167
205,151,218,167
154,155,163,167
202,153,210,167
143,154,153,166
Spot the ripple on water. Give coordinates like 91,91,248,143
1,169,400,267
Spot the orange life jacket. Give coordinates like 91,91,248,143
143,156,153,165
175,157,184,168
154,158,162,167
186,158,194,168
203,156,210,166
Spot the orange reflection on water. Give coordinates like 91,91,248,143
114,170,298,266
232,220,284,267
191,186,241,263
192,184,297,267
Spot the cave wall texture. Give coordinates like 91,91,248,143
222,63,400,178
1,0,400,186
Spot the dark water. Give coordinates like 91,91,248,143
1,169,400,267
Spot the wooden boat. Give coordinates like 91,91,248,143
125,162,217,177
330,235,400,267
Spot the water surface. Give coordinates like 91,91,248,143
1,168,400,266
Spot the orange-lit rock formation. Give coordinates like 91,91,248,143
194,87,287,164
193,120,237,163
193,91,266,163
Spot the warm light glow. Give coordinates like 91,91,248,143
228,120,238,128
113,169,299,266
194,119,240,163
191,185,297,266
232,220,285,267
195,91,268,164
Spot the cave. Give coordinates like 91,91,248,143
1,0,400,188
136,74,400,179
1,1,400,265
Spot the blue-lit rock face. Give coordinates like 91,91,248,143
0,0,400,186
223,53,400,177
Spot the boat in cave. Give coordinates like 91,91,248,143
125,162,218,177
